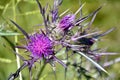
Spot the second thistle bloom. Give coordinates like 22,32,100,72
26,33,54,58
58,14,75,31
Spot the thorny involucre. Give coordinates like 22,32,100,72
8,0,115,80
58,14,75,31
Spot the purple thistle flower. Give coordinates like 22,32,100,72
59,14,75,31
9,19,67,80
26,33,54,58
10,20,54,59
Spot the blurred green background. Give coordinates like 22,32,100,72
0,0,120,80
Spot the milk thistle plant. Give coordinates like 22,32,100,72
7,0,116,80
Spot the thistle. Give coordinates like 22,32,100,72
8,0,116,80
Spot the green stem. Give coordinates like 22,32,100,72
12,0,22,80
34,64,46,80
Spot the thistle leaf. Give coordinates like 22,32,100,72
77,51,109,74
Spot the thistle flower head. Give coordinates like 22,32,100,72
26,33,54,58
59,14,75,31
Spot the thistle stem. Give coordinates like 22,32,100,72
34,64,46,80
